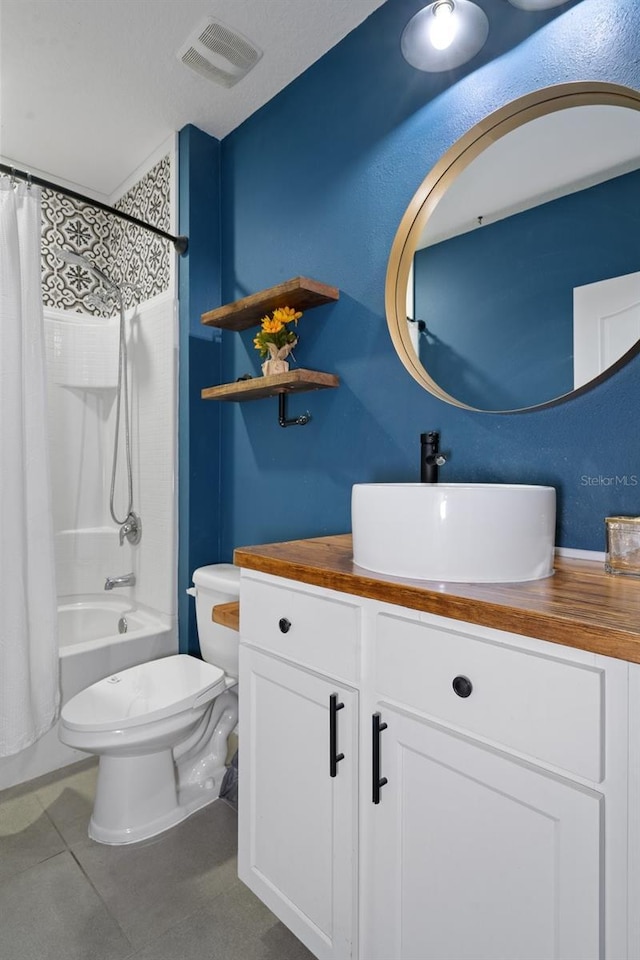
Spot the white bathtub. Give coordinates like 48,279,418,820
59,599,145,649
0,595,177,791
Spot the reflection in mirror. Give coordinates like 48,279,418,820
388,84,640,412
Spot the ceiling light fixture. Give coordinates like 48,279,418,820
401,0,489,72
507,0,569,8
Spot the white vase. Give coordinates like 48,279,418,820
261,359,289,377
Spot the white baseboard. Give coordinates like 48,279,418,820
556,546,606,563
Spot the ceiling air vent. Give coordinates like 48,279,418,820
177,18,263,88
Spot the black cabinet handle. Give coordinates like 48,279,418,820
329,694,345,778
278,617,291,634
452,675,473,698
372,712,388,804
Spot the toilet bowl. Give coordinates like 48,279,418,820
59,564,241,844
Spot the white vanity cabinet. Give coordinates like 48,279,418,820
364,708,602,960
238,574,360,960
362,614,604,960
238,569,631,960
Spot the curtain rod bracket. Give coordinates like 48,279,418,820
174,236,189,256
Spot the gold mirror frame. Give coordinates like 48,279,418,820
385,81,640,412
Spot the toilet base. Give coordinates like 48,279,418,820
89,751,228,844
88,690,239,844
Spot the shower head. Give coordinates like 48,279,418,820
52,246,89,269
52,246,119,293
86,291,115,312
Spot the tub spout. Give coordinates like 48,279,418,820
104,573,136,591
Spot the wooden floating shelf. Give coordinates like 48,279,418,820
201,277,340,332
212,601,240,631
201,369,340,402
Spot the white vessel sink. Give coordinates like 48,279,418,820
351,483,556,583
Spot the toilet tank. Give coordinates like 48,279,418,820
189,564,240,679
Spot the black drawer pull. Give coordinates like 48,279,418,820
329,694,345,778
278,617,291,634
452,675,473,698
372,712,388,804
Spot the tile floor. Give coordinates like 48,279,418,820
0,760,314,960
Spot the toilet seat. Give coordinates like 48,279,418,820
61,654,226,733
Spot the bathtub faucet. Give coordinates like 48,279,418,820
104,573,136,591
119,511,142,546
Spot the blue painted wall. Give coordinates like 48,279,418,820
178,125,223,654
414,168,640,410
185,0,640,569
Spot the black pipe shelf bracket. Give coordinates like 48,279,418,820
279,393,311,428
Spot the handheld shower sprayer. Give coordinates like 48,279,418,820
52,246,141,545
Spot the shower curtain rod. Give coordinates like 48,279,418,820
0,163,188,255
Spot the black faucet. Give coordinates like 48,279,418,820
420,431,446,483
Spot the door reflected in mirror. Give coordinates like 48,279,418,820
387,83,640,412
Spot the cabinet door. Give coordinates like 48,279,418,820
363,708,602,960
238,646,358,960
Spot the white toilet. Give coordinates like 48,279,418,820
59,564,241,844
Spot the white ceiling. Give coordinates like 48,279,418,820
420,104,640,247
0,0,386,200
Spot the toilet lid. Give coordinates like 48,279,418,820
61,654,226,732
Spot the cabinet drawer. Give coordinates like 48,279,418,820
375,613,603,781
240,576,360,682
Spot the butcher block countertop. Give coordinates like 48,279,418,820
233,533,640,665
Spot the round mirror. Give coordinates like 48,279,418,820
386,82,640,412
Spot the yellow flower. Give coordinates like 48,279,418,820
261,317,284,334
253,305,304,359
273,306,302,325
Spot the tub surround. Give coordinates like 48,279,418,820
234,533,640,664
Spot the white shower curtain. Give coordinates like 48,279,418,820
0,178,59,756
